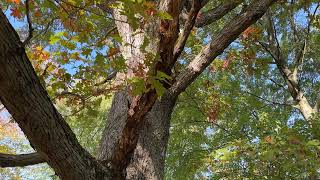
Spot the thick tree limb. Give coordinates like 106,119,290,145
170,0,277,96
0,152,45,167
0,11,110,179
157,0,184,74
195,0,244,27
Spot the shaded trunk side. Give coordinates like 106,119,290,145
126,93,177,180
98,92,177,179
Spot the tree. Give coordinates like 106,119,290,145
166,1,320,178
0,0,299,179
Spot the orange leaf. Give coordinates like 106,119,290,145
10,7,22,19
34,10,42,17
108,47,120,57
264,135,274,144
6,0,20,4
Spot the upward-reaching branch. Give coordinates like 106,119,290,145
261,8,317,121
173,0,202,61
170,0,277,96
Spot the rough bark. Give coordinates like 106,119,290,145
0,11,110,179
195,0,244,27
125,93,176,180
98,92,177,179
96,4,163,176
97,1,181,177
0,153,45,167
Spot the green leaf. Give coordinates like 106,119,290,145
261,150,275,161
156,71,171,82
49,32,65,45
150,78,166,97
130,77,146,95
49,36,60,45
95,53,105,66
306,140,320,146
156,11,173,20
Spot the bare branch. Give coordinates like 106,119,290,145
288,1,299,43
0,102,5,112
22,0,33,46
306,3,319,36
292,3,319,77
0,152,45,167
243,90,292,107
264,13,300,98
169,0,277,96
263,75,286,90
315,93,320,113
262,10,317,121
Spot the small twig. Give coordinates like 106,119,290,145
267,77,286,90
94,71,117,86
23,0,33,46
243,90,291,107
32,17,58,41
55,91,86,116
184,91,233,135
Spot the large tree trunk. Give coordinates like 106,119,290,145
0,11,111,179
98,92,177,179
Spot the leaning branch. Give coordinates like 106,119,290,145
170,0,277,96
0,153,45,167
195,0,244,27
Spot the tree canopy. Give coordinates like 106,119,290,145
0,0,320,179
